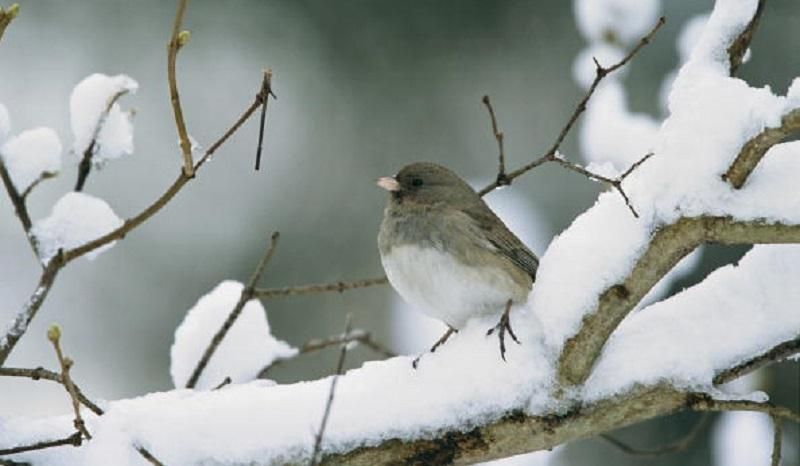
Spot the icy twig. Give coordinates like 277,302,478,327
254,276,388,299
167,0,194,177
75,88,131,191
477,16,665,198
184,232,280,389
599,413,708,457
47,325,91,440
310,314,353,466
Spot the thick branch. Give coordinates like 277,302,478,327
723,107,800,189
727,0,765,76
557,217,800,387
184,232,280,388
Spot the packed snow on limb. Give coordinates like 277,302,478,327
170,280,297,390
0,127,62,193
31,192,123,262
70,73,138,164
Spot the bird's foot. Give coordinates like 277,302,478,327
412,327,458,369
486,300,520,361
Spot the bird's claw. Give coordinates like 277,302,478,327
487,300,520,361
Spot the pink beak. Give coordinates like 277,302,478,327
376,176,400,192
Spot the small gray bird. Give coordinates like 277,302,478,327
377,162,538,364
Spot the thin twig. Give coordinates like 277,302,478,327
687,394,800,424
771,414,782,466
728,0,765,76
0,366,103,415
21,172,56,200
254,276,388,299
75,89,131,191
185,232,280,389
310,314,353,466
0,156,37,255
599,413,709,457
135,446,167,466
167,0,194,177
0,3,18,44
477,16,665,198
255,69,275,171
47,325,91,440
481,95,507,185
0,431,81,456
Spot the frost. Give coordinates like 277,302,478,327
573,0,660,45
31,192,123,262
70,73,138,163
0,127,62,193
170,281,297,390
0,102,10,143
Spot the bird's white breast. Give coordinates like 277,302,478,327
381,245,523,329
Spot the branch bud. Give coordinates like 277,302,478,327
47,324,61,343
177,30,191,48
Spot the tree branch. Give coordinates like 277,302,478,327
46,326,91,440
0,366,103,415
477,16,665,197
167,0,194,177
727,0,765,76
723,107,800,189
0,431,82,457
184,232,280,389
0,3,18,44
481,95,507,185
254,276,387,299
557,217,800,387
0,156,37,255
713,335,800,385
254,69,275,171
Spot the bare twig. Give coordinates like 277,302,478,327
478,17,665,197
185,232,280,389
0,255,63,365
0,156,37,254
135,446,167,466
310,314,353,466
21,172,56,200
47,325,91,440
599,413,709,457
0,3,18,43
771,414,782,466
75,88,131,191
0,431,82,456
254,276,388,299
728,0,765,76
481,95,507,185
714,335,800,385
0,366,103,415
213,376,232,390
255,69,275,170
167,0,194,177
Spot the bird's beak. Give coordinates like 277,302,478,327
376,176,400,192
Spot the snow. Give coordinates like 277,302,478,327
31,192,123,262
583,244,800,399
0,127,62,193
573,0,661,45
70,73,138,163
0,102,9,143
170,280,297,390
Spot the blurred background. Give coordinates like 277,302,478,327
0,0,797,464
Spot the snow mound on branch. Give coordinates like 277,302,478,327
70,73,138,163
32,192,122,262
0,127,62,193
583,244,800,399
573,0,661,45
170,281,297,390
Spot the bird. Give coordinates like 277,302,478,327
376,162,538,365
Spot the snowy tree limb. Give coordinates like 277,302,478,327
727,0,764,76
557,217,800,386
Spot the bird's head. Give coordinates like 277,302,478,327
377,162,477,207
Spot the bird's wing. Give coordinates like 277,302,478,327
467,205,539,281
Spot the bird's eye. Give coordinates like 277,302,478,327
411,178,424,187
